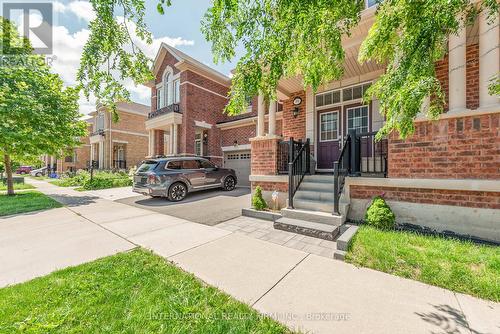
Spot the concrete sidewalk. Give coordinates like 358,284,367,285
5,178,498,333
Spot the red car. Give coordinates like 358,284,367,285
15,166,33,174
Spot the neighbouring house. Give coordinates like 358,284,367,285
247,4,500,242
144,44,285,186
41,119,93,173
88,102,150,170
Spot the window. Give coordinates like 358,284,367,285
195,133,202,156
156,88,164,109
199,159,215,169
319,112,338,141
174,79,180,103
96,112,105,130
182,160,199,169
163,72,171,106
138,161,158,172
342,83,371,102
240,153,251,159
347,106,369,133
315,90,341,107
167,160,182,170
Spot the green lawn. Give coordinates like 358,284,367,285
346,225,500,302
0,183,35,191
0,191,62,216
0,249,291,334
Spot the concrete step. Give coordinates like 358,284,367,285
294,198,334,212
294,190,334,202
333,250,347,260
303,174,334,184
281,208,343,225
299,181,334,192
274,217,340,241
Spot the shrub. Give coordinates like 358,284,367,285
81,171,132,190
365,196,396,229
252,186,267,211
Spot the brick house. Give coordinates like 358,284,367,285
144,44,284,186
88,102,150,170
248,6,500,242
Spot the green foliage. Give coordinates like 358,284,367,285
0,191,62,216
489,74,500,96
346,225,500,302
0,249,289,333
359,0,499,139
365,196,395,230
252,185,267,211
78,0,154,117
0,18,87,194
81,171,132,190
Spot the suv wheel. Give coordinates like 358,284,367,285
35,172,42,177
223,176,236,191
168,182,187,201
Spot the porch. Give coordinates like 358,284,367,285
145,103,182,157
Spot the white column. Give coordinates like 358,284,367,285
147,130,152,156
268,100,276,136
257,93,265,137
151,130,156,156
98,141,104,169
172,124,178,155
479,12,499,108
170,124,175,155
448,26,467,112
90,144,95,163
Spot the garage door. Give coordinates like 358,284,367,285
224,150,251,187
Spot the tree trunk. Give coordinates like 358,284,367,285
4,154,14,196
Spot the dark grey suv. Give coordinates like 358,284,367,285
133,157,237,201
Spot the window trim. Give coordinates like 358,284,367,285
345,105,370,134
314,81,372,110
318,110,340,143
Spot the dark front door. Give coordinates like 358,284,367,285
317,108,341,170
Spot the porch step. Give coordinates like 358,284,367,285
281,208,344,225
303,174,334,184
299,181,334,192
295,190,334,202
274,217,340,241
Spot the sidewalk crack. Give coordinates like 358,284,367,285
453,292,473,334
251,253,310,307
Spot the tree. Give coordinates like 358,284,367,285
0,18,87,195
79,1,499,138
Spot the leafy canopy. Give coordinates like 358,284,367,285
79,0,499,138
0,18,87,163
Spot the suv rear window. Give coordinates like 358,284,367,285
137,160,158,173
166,160,182,169
182,160,199,169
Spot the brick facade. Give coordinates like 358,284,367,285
435,54,449,111
350,185,500,210
251,137,281,175
282,90,306,140
251,181,288,193
466,43,479,110
388,113,500,179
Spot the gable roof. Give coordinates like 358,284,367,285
145,43,231,88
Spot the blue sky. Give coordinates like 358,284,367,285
8,0,241,114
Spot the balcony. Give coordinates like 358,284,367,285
90,129,104,136
148,104,181,119
89,129,105,144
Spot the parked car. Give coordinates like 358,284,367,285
30,167,47,177
15,166,32,174
133,157,237,201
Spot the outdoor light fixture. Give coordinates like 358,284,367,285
203,132,208,144
292,96,302,118
233,140,238,147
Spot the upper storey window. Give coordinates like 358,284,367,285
157,67,180,109
96,112,105,130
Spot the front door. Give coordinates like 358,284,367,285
317,108,341,170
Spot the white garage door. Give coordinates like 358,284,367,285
224,150,251,187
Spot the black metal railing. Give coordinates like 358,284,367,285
288,138,310,209
333,134,351,215
90,129,104,136
113,160,127,169
357,131,388,176
148,103,181,119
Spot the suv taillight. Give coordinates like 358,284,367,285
147,174,159,184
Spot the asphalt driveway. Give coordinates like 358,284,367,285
116,187,251,226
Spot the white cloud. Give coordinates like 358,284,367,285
54,1,96,22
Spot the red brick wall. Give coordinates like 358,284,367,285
282,90,306,140
350,185,500,210
466,43,479,110
435,54,449,112
154,130,165,155
388,113,500,179
221,124,256,147
252,181,288,192
251,138,280,175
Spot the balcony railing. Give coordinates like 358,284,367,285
90,129,104,136
148,104,181,119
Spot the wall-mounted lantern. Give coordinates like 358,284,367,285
292,96,302,118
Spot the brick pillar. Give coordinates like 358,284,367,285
250,137,280,175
